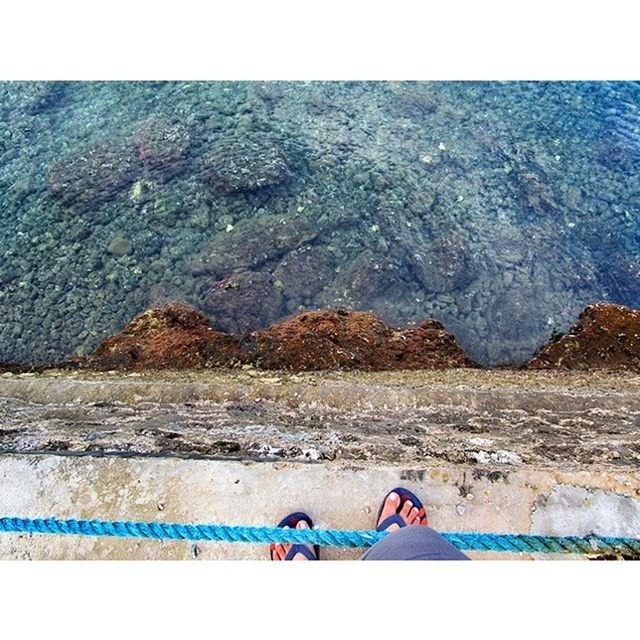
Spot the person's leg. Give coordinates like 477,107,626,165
361,525,470,560
360,488,470,560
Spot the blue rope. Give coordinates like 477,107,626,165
1,516,639,555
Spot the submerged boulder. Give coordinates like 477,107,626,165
13,81,68,115
133,115,190,171
410,235,476,293
202,134,291,194
320,250,405,309
188,213,318,277
273,245,336,302
202,271,285,335
88,302,244,370
47,141,137,209
246,309,477,371
526,303,640,371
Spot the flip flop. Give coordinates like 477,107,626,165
269,511,319,561
376,487,429,532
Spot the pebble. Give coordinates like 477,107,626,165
107,235,133,257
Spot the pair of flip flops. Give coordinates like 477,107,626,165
270,487,428,560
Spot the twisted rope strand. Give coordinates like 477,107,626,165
1,516,639,555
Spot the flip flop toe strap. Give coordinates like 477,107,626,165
377,513,407,532
283,544,317,561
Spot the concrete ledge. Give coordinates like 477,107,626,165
1,454,639,560
1,370,639,470
3,369,640,409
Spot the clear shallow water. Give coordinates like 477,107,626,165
0,81,638,366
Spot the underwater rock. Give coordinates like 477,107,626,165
145,283,186,308
47,141,137,209
526,303,640,371
246,309,477,371
133,115,190,171
202,271,285,335
319,249,405,308
273,245,336,302
410,236,476,293
593,243,640,307
106,233,133,257
14,81,68,115
202,134,291,194
485,284,549,342
188,213,318,277
596,84,640,170
386,82,440,120
88,302,244,370
490,226,528,267
515,169,559,217
0,265,19,286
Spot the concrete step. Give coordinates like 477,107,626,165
1,454,639,560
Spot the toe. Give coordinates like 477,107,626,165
400,500,414,520
295,520,315,560
280,525,292,559
378,491,401,526
409,507,420,525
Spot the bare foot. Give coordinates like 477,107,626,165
270,519,316,561
377,491,426,532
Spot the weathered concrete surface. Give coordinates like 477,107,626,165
0,369,639,469
0,369,639,560
1,454,639,560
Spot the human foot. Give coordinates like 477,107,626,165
270,513,318,561
376,488,428,532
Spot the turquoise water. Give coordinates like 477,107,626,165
0,81,638,366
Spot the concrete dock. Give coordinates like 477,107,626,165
0,368,639,559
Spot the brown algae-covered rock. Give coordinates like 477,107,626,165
526,303,640,371
88,302,244,370
246,309,477,371
392,318,479,369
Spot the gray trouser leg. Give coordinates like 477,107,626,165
360,526,470,560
